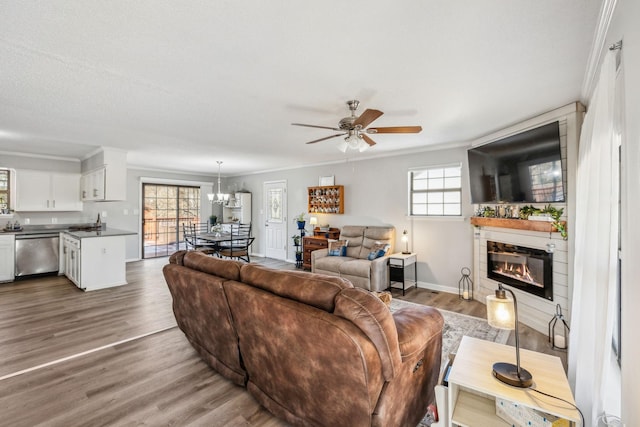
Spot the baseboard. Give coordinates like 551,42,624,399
417,281,458,295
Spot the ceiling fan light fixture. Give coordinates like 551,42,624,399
294,99,422,151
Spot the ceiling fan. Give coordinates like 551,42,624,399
292,100,422,152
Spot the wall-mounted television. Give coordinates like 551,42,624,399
467,121,565,204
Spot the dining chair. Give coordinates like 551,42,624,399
183,222,218,255
218,222,253,262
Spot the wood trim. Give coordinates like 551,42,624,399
470,217,566,233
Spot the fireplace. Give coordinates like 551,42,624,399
486,241,553,300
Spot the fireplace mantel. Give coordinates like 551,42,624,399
470,217,566,233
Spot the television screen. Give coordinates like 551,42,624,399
467,121,565,204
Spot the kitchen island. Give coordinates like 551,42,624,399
61,227,136,291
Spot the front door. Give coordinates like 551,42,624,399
264,180,287,260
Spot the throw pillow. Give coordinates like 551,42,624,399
328,240,348,256
367,242,390,260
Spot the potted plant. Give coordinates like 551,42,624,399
291,234,301,247
294,212,306,230
209,215,217,227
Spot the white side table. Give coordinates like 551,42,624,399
388,252,417,295
446,336,581,427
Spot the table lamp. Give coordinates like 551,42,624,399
401,230,410,254
486,283,533,388
310,216,318,227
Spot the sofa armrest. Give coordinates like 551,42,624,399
393,306,443,361
369,255,391,292
311,248,329,272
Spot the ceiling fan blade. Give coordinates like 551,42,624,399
366,126,422,134
305,133,346,144
353,109,384,128
361,134,377,147
292,123,342,131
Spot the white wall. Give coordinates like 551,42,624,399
606,0,640,423
225,145,475,292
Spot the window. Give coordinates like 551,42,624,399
0,169,10,214
409,164,462,216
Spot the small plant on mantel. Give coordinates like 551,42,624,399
543,205,567,240
519,204,567,240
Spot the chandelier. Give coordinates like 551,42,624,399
336,130,370,153
207,161,229,204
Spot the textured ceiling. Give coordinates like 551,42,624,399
0,1,601,176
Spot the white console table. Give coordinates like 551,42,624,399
445,336,581,427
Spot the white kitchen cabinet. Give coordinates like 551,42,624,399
62,232,128,291
222,192,251,223
81,147,127,201
81,164,126,201
0,234,15,282
62,234,81,287
15,170,82,211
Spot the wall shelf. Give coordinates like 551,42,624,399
470,217,566,233
308,185,344,214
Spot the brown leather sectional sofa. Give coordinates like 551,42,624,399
163,251,444,427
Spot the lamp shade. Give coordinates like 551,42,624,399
309,216,318,225
486,294,515,330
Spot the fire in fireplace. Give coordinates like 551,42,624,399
487,241,553,300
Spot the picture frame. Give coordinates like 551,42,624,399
319,175,335,186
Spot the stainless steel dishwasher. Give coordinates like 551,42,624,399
15,233,60,277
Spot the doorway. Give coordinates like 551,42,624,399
264,180,287,260
142,183,201,258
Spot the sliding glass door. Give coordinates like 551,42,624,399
142,184,201,258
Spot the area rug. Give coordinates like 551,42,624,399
388,298,510,426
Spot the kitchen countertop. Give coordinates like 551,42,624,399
63,228,137,239
1,224,136,238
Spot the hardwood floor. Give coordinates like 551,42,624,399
0,256,566,426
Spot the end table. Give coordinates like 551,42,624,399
446,336,581,426
388,252,417,295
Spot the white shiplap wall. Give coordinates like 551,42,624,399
470,103,584,335
474,227,569,334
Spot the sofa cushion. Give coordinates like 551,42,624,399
162,260,246,385
225,281,384,427
367,242,391,260
334,288,402,380
340,226,365,258
240,263,353,312
328,239,348,256
181,250,243,281
339,259,373,278
359,227,395,259
393,306,444,362
314,255,354,273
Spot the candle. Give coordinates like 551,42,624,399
462,291,469,300
554,334,566,348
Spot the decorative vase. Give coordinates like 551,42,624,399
295,252,302,261
297,220,306,230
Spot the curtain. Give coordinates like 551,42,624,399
568,50,618,426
